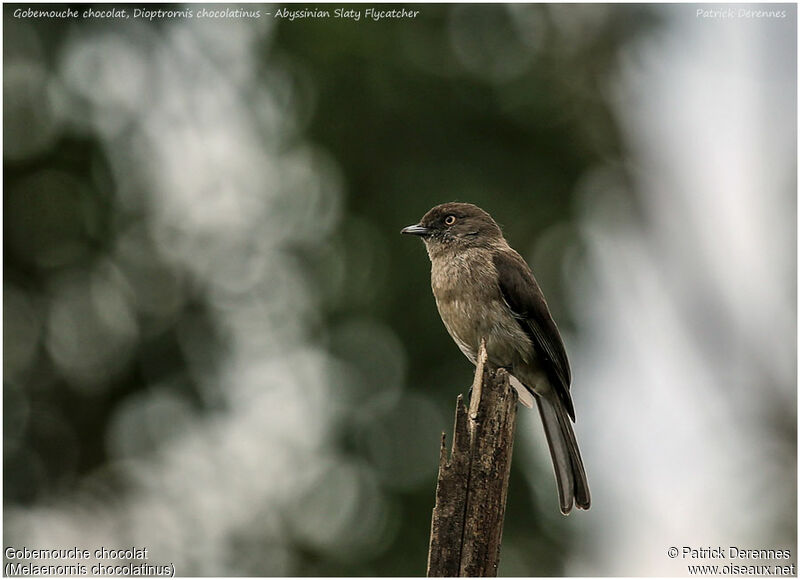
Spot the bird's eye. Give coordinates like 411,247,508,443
444,215,457,226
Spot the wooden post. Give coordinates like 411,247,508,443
427,340,519,577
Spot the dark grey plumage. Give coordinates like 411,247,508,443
401,202,590,515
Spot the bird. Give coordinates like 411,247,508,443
401,202,590,515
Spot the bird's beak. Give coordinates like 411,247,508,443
401,224,431,237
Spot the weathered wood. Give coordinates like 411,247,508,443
426,395,470,576
426,340,519,577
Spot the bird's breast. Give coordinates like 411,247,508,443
430,251,532,367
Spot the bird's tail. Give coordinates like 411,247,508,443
535,395,591,515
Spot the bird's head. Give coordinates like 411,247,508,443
401,202,504,254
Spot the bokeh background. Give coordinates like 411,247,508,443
4,3,796,576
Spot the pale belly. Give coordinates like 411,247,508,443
434,294,534,370
429,248,541,388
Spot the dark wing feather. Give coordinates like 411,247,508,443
493,250,575,419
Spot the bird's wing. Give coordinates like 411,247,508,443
492,250,575,419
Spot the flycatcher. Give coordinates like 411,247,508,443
401,202,590,515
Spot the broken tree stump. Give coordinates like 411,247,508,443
426,340,519,577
